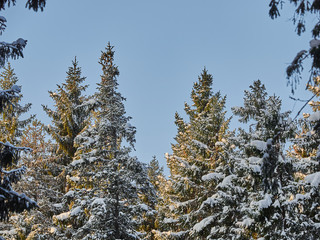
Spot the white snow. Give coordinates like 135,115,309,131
53,203,63,209
65,190,74,197
139,203,149,211
69,176,80,182
70,206,82,216
91,198,105,207
308,112,320,122
200,195,218,209
12,38,26,47
193,216,214,232
88,157,97,163
217,174,236,188
70,159,84,166
0,229,17,235
310,39,320,48
249,157,263,164
10,85,21,93
257,194,272,209
201,172,224,181
250,165,261,173
192,139,209,149
163,218,178,224
266,138,273,148
170,231,188,237
237,218,254,228
273,199,280,208
250,140,267,151
305,172,320,187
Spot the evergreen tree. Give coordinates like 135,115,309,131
0,85,37,240
53,43,156,240
224,80,319,239
43,58,94,165
148,156,164,192
154,69,231,239
0,63,34,145
0,119,65,240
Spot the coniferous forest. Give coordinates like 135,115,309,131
0,0,320,239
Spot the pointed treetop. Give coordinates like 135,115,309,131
99,42,120,86
190,67,213,114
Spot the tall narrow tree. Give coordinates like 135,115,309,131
43,58,94,165
0,63,34,144
53,43,156,240
155,69,231,239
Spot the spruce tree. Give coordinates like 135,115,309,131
155,69,231,239
0,63,34,145
148,156,164,192
53,43,156,240
223,80,318,239
43,58,94,165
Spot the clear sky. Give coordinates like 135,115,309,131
1,0,314,174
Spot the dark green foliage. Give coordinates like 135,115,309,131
0,0,45,11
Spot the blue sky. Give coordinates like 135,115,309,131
2,1,314,174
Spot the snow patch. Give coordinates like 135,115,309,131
237,218,254,228
249,157,262,164
70,159,84,166
258,194,272,209
70,206,82,216
250,140,267,151
310,39,320,48
217,174,236,188
305,172,320,187
193,216,214,232
163,218,178,224
192,140,208,149
64,190,74,197
201,172,223,181
139,203,149,211
69,176,80,182
309,112,320,122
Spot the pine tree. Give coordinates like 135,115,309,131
43,58,94,165
53,43,156,240
155,69,231,239
0,63,34,145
